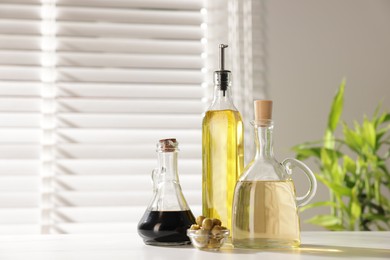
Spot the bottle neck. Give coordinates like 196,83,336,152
254,123,274,159
157,151,179,182
209,85,236,110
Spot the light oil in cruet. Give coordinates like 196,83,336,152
232,180,300,248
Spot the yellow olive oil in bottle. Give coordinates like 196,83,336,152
202,44,244,231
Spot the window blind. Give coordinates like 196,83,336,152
0,0,205,234
0,0,42,234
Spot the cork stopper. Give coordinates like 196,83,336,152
157,138,178,152
254,100,273,121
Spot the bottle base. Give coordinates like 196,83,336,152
233,238,300,249
144,240,191,246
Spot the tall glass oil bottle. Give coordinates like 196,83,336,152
202,44,244,231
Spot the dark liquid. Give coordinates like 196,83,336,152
137,210,195,245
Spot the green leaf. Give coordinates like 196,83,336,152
316,174,352,196
343,123,363,153
376,127,389,143
306,215,344,230
332,163,345,183
375,182,381,204
299,201,338,212
362,119,376,149
343,155,356,174
375,111,389,127
383,113,390,123
327,79,345,133
350,198,361,222
320,148,332,169
363,213,390,222
320,148,340,171
324,129,335,149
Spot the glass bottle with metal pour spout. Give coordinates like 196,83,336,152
202,44,244,231
138,138,195,246
232,100,317,248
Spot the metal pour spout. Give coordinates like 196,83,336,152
214,44,231,97
219,44,228,71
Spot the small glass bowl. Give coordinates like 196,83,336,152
187,229,230,251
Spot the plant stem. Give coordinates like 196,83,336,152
330,190,336,216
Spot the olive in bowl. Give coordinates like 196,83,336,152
187,216,229,250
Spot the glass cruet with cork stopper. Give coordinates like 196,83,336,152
232,100,317,248
137,138,196,246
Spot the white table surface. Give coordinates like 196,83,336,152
0,232,389,260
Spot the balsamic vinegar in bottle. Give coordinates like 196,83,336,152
137,139,196,246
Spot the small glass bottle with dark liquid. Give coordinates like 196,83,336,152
138,138,195,246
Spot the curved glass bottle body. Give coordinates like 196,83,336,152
138,139,195,246
232,120,316,248
202,86,244,231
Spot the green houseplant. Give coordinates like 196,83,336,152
294,80,390,231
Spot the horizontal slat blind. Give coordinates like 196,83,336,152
55,0,205,234
0,1,41,234
0,0,206,234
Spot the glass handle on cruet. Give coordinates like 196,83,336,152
151,168,160,192
282,158,317,207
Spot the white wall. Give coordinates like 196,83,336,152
267,0,390,230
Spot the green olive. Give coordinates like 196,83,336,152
208,238,220,248
190,224,200,230
196,215,206,226
194,230,209,247
211,225,222,236
195,229,209,236
191,216,227,249
212,218,222,226
202,218,213,230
